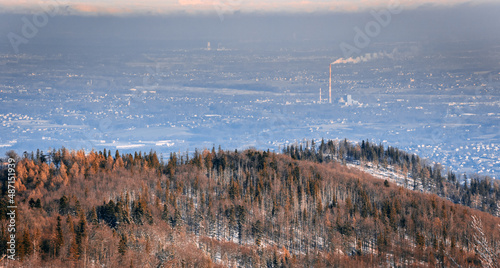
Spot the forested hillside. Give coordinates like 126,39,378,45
283,139,500,217
1,144,499,267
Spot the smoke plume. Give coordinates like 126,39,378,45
332,47,420,65
332,52,389,65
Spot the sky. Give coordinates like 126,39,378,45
0,0,499,57
0,0,498,15
0,0,498,56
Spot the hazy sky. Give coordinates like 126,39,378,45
1,0,499,55
0,0,498,15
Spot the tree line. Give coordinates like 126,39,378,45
283,138,500,217
0,146,499,267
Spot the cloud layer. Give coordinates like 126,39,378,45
0,0,497,15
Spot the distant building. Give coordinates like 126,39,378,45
338,94,361,106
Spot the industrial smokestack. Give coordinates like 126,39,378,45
329,63,332,104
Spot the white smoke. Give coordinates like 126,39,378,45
332,47,420,65
332,51,390,65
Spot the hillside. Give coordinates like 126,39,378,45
1,144,500,267
283,139,500,217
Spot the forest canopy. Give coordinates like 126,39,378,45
1,141,499,267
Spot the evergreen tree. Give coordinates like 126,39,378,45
161,204,169,222
19,229,32,260
54,216,64,257
118,233,128,255
90,207,98,225
75,212,87,257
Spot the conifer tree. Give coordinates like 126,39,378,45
75,212,87,258
161,204,169,222
54,216,64,257
90,207,98,225
19,229,32,260
118,233,127,255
